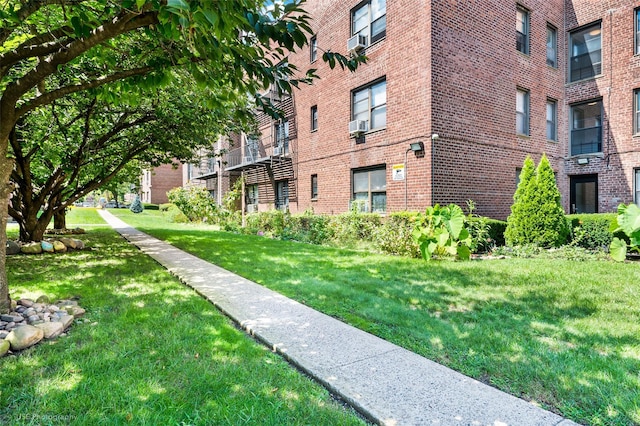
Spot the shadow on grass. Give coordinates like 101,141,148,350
132,226,640,425
0,230,366,426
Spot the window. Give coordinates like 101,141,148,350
246,184,258,206
546,99,557,141
311,105,318,131
310,36,318,62
352,0,386,45
311,174,318,200
353,80,386,130
274,120,289,154
571,100,602,155
516,6,529,54
275,180,289,211
570,24,602,82
635,169,640,206
547,25,557,67
636,9,640,55
353,167,386,213
635,89,640,134
516,89,529,136
570,175,598,213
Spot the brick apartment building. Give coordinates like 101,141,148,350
190,0,640,220
140,163,183,205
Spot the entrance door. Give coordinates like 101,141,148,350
570,174,598,213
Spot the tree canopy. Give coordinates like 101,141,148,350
0,0,365,312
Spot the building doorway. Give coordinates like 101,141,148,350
570,174,598,213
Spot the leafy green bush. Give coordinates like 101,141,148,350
159,203,173,212
245,210,287,237
328,211,381,247
167,186,217,223
484,218,507,247
506,155,569,247
164,204,189,223
142,203,159,210
374,212,421,257
567,213,616,250
412,204,473,261
283,213,334,245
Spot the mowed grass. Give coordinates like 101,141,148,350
0,208,367,426
110,208,640,425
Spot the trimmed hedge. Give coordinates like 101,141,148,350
142,203,159,210
567,213,621,250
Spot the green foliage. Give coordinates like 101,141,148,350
328,211,382,247
167,186,217,223
609,203,640,261
129,196,144,214
374,212,421,258
505,155,569,247
142,203,159,211
223,178,244,213
412,204,473,261
159,203,174,212
465,200,492,253
567,214,617,250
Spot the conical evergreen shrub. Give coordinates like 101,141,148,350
130,195,144,214
505,156,536,246
505,154,569,247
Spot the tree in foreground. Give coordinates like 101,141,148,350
505,154,569,247
0,0,364,312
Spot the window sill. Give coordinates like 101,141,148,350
517,133,530,139
311,129,318,133
567,152,604,160
566,74,603,86
546,138,558,143
311,198,318,202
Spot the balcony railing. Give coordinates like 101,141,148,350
571,126,602,155
570,49,601,82
226,136,289,170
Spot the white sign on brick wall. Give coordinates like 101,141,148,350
392,164,405,181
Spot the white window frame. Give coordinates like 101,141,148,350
516,6,529,54
547,24,557,67
352,0,386,45
634,89,640,135
352,79,387,131
310,35,318,62
516,89,530,136
546,99,557,141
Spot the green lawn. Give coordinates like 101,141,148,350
110,208,640,426
1,209,366,426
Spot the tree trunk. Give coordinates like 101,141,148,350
0,155,14,313
54,210,66,230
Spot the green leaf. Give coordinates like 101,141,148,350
617,203,640,235
457,245,471,261
136,0,147,9
167,0,189,11
609,237,627,262
445,204,465,239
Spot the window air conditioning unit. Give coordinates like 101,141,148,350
347,34,367,53
247,204,258,213
349,120,368,135
273,145,284,156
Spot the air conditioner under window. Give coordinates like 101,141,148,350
273,146,284,156
347,34,367,53
349,119,368,135
246,204,258,213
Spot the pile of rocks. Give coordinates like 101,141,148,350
6,237,85,255
0,297,86,357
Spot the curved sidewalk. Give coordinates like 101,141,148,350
99,210,579,426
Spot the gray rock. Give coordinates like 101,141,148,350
5,322,15,331
6,240,20,255
36,295,51,304
6,325,44,350
27,315,40,324
0,314,23,323
18,298,34,307
65,306,85,318
0,331,9,339
0,339,9,357
52,314,74,330
41,241,54,253
24,308,35,317
35,322,64,339
57,299,78,307
73,239,85,250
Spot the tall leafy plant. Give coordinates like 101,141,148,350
412,204,473,261
609,203,640,261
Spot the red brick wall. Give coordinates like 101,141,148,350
565,0,640,212
149,163,183,205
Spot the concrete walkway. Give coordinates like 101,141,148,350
99,210,579,426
